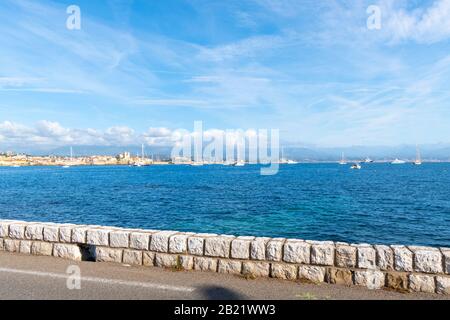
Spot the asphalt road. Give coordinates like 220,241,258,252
0,252,447,300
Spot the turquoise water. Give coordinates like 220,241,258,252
0,163,449,247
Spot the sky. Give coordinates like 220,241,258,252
1,0,450,149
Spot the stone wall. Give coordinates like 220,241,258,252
1,219,449,295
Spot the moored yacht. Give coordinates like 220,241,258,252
391,158,406,164
234,160,245,167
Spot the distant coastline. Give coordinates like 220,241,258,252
1,153,449,167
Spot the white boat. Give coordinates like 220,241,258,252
364,157,374,163
234,160,245,167
350,163,361,170
133,144,150,167
280,148,298,164
63,147,73,168
413,145,422,165
391,158,406,164
12,165,21,168
339,152,347,165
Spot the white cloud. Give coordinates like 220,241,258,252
0,121,273,150
0,77,43,87
384,0,450,43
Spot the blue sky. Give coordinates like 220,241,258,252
1,0,450,148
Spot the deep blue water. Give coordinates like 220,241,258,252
1,164,449,247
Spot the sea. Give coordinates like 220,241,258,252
1,163,449,247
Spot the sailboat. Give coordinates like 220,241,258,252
133,144,148,167
62,147,73,168
413,145,422,165
339,152,347,165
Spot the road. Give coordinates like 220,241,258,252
0,252,447,300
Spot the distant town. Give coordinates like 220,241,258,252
0,151,172,167
0,150,448,167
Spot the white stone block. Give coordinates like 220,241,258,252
143,251,155,266
410,246,443,274
155,254,188,269
59,226,73,243
31,241,53,256
72,227,89,243
409,274,435,293
218,260,242,275
19,240,32,254
375,245,394,270
354,270,385,289
53,243,82,261
442,249,450,274
4,239,20,252
392,245,413,272
250,237,270,260
0,221,10,237
123,250,143,265
129,232,150,250
271,263,298,280
188,236,205,256
230,237,253,259
87,229,110,246
335,244,357,268
298,265,326,283
169,234,189,254
110,231,130,248
9,224,26,239
283,240,310,264
25,224,44,240
43,226,59,242
204,236,233,258
266,239,285,261
150,231,177,252
95,247,122,263
194,257,218,272
179,255,194,270
311,242,335,266
242,261,270,277
357,245,376,269
436,276,450,295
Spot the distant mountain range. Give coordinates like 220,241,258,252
3,144,450,161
